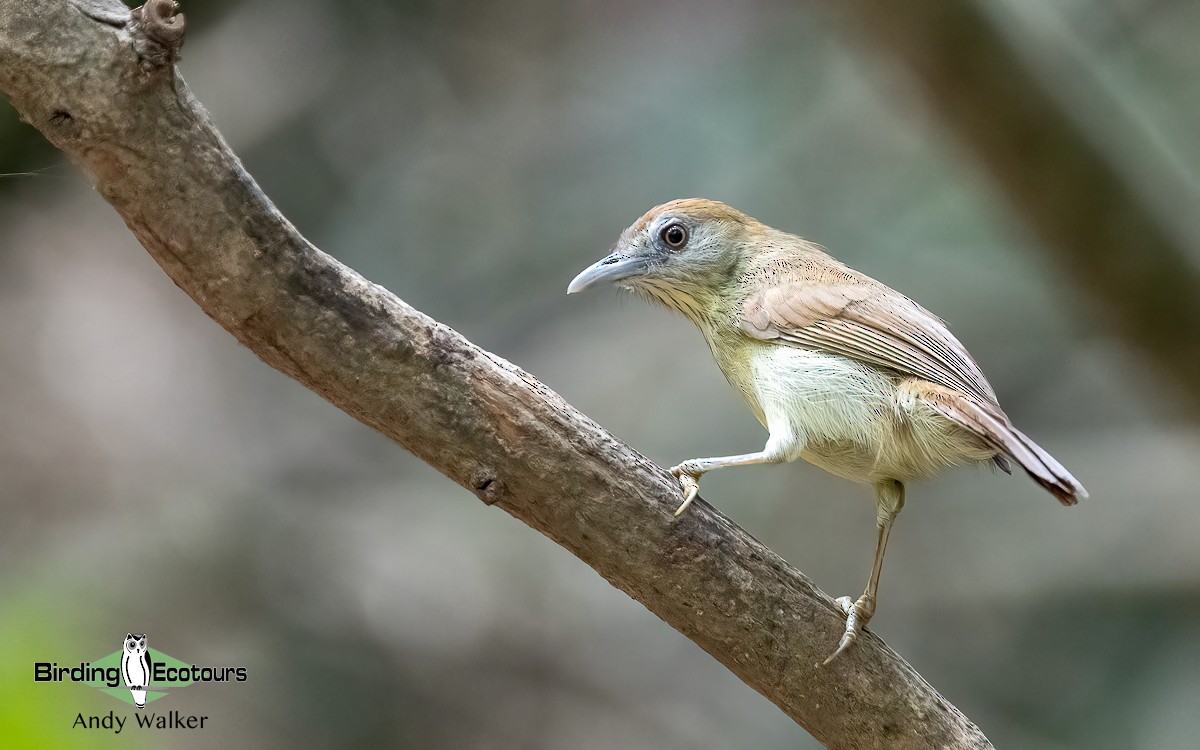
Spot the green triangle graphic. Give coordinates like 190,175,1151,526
97,686,170,705
88,647,196,704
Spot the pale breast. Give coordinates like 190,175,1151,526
736,341,992,482
707,332,995,483
742,344,894,472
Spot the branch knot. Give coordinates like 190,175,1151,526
130,0,186,71
471,469,504,506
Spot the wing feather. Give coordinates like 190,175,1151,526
739,281,998,405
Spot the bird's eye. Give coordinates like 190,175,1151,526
660,222,688,250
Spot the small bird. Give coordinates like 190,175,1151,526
568,198,1086,663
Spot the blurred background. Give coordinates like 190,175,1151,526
2,0,1199,747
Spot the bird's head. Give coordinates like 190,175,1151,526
567,198,754,321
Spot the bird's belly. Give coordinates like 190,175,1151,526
736,345,991,483
743,345,892,468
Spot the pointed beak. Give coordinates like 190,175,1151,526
567,253,650,294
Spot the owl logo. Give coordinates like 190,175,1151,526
120,633,153,709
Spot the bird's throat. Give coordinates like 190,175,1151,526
632,278,731,331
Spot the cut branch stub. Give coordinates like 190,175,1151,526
129,0,185,70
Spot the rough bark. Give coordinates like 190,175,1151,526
0,2,993,748
828,0,1200,416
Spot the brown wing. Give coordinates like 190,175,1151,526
739,280,999,405
739,274,1087,502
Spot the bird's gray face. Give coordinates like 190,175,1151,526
567,210,743,315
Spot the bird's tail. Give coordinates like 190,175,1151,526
920,386,1087,505
1000,424,1087,505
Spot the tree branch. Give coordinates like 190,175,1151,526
0,2,993,748
827,0,1200,416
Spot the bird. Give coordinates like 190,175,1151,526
121,633,152,709
567,198,1086,664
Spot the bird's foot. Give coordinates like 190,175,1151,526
669,460,705,516
822,593,875,666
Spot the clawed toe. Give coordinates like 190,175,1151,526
669,463,702,516
822,594,874,666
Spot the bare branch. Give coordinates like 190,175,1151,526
827,0,1200,416
0,2,993,748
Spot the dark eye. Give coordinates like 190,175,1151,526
660,222,688,250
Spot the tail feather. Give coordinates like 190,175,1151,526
1004,424,1086,505
921,386,1087,505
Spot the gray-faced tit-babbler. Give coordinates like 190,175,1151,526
569,198,1085,663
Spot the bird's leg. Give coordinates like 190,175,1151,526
669,450,783,516
670,425,801,516
823,480,905,665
